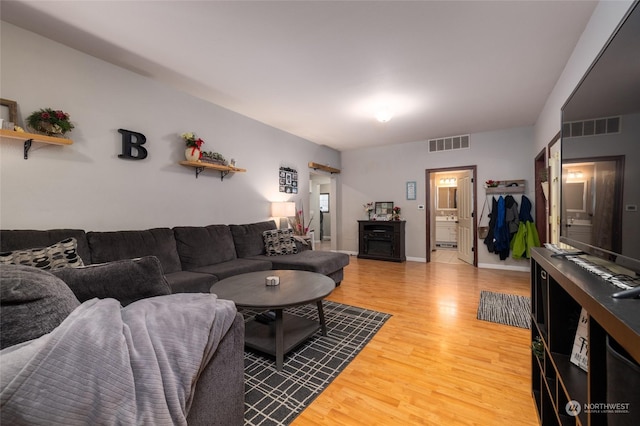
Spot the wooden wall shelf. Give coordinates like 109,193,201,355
179,160,246,181
484,179,526,194
0,129,73,159
308,162,341,174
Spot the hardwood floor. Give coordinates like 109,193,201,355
293,257,538,426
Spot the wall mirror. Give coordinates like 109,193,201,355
437,187,457,209
564,181,587,212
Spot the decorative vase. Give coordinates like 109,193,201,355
185,147,201,162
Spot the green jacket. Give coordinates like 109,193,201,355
510,221,541,259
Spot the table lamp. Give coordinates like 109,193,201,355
271,202,296,230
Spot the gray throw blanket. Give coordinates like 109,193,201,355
1,293,237,425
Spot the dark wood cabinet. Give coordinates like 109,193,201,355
530,248,640,425
357,220,406,262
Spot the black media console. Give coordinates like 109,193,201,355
357,220,406,262
530,247,639,425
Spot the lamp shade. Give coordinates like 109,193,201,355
271,202,296,218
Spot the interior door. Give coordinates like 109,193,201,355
457,170,474,265
549,139,561,243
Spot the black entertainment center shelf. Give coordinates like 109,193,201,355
533,248,640,360
530,247,640,426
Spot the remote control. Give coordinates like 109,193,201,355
611,286,640,299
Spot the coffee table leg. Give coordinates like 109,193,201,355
316,301,328,336
275,309,284,371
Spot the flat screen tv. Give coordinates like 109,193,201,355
560,1,640,276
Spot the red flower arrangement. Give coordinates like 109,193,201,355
392,206,401,220
26,108,74,136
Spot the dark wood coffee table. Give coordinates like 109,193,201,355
211,270,335,370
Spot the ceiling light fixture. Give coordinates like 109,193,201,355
375,110,393,123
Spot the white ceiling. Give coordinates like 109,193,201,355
1,1,598,152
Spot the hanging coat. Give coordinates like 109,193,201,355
493,196,511,260
511,195,541,259
483,197,499,253
504,195,520,237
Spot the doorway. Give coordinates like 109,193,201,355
426,166,477,266
309,172,336,251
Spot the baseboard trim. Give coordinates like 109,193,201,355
478,262,530,272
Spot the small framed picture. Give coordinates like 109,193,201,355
0,98,18,123
406,181,417,200
375,202,394,215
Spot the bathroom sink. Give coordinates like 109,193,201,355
436,216,458,222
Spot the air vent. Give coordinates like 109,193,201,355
562,116,620,138
428,134,470,153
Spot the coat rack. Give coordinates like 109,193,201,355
485,179,526,194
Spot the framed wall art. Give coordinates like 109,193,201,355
279,166,298,193
406,181,416,200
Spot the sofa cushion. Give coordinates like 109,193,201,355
87,228,182,274
0,264,81,349
248,250,350,276
263,229,298,256
229,221,277,258
51,256,171,307
174,225,237,270
0,237,85,270
0,229,91,264
191,258,273,280
165,271,219,294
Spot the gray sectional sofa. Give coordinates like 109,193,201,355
0,220,349,425
0,220,350,293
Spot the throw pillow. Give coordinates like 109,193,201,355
51,256,172,307
0,264,81,349
263,229,298,256
0,237,84,270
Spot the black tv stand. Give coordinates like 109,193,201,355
530,247,640,425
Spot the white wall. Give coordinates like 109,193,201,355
0,23,340,231
533,0,634,153
340,126,534,268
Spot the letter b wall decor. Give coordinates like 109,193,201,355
118,129,148,160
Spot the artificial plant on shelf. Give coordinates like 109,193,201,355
25,108,74,137
181,132,204,161
200,150,227,165
291,202,314,236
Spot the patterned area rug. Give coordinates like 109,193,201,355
476,290,531,329
241,301,391,426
